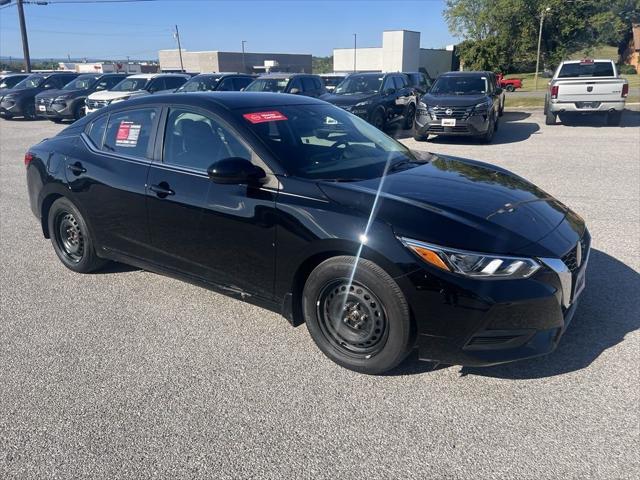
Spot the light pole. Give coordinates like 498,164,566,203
534,7,551,91
241,40,247,73
353,33,357,72
174,24,184,72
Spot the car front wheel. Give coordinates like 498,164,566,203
48,197,107,273
302,256,413,374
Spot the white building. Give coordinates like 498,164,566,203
333,30,458,78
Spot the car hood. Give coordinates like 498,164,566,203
88,89,147,101
2,87,40,98
318,155,575,256
321,92,378,106
36,88,87,100
421,93,488,107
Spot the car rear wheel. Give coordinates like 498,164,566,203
403,104,416,129
606,110,622,126
505,84,515,92
545,109,557,125
48,197,108,273
302,256,413,374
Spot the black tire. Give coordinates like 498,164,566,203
23,102,37,120
48,197,108,273
505,84,515,92
606,110,622,126
413,131,430,142
370,109,386,131
50,118,64,124
73,102,85,121
479,116,496,143
545,109,557,125
403,103,416,129
302,256,413,374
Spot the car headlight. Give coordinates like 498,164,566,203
110,96,129,104
474,99,491,111
355,100,372,107
419,101,428,108
400,238,541,279
54,95,71,102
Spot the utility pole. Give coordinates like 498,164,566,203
241,40,247,73
16,0,32,72
353,33,357,72
534,7,551,91
174,24,184,72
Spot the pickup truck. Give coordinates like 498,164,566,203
545,59,628,126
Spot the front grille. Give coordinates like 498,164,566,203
428,105,474,120
561,231,591,275
86,99,109,109
38,97,54,107
427,125,470,133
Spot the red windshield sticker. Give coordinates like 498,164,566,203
243,111,288,124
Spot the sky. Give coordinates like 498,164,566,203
0,0,457,61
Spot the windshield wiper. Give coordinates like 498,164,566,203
317,177,365,183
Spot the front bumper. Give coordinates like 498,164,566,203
415,108,490,137
398,231,590,367
0,99,21,117
549,100,626,114
35,99,75,119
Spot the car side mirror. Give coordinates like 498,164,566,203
207,157,267,185
95,85,106,91
289,87,301,95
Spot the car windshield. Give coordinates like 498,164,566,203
176,75,222,92
430,76,488,95
244,78,289,93
239,104,417,181
111,78,149,92
62,75,99,90
0,76,27,89
558,62,615,78
13,75,45,90
334,75,383,95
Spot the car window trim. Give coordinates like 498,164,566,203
155,104,273,177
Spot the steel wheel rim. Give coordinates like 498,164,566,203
316,279,389,356
56,211,84,262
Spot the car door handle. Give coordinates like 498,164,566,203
149,183,175,197
67,162,86,175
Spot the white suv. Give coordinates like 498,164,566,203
85,73,189,114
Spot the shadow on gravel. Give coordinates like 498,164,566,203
557,109,640,128
386,249,639,378
390,111,540,145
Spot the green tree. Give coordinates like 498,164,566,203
312,56,333,74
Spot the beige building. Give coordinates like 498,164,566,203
159,49,312,74
333,30,457,78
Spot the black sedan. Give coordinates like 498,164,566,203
25,93,589,374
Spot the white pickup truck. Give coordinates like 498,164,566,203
545,59,629,126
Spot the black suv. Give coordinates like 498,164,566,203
35,73,126,122
0,73,30,94
414,71,503,143
0,72,79,120
404,71,433,95
244,73,326,97
176,73,255,93
321,72,417,130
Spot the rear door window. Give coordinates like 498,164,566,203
103,108,157,159
85,114,108,148
302,77,316,92
233,77,253,90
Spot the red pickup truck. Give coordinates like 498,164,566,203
497,73,522,92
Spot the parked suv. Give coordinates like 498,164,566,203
85,73,189,113
0,73,30,94
244,73,326,97
404,71,433,95
0,72,79,120
35,73,127,122
321,72,417,130
413,71,503,143
176,73,255,93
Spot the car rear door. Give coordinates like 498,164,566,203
145,106,278,299
65,107,159,259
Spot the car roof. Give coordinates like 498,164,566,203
257,73,314,79
440,71,490,77
117,91,326,111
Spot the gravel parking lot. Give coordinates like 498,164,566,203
1,109,638,479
